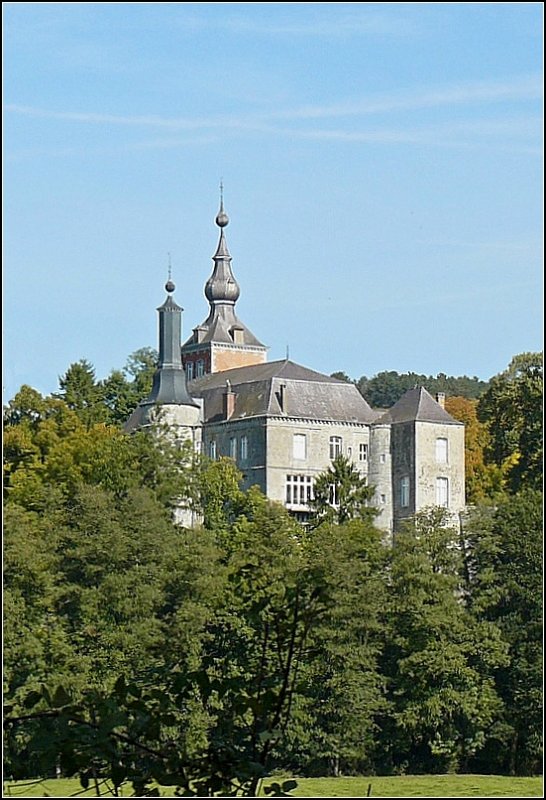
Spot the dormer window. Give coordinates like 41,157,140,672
230,327,244,345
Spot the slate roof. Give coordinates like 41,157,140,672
183,305,266,348
376,386,463,425
190,360,378,424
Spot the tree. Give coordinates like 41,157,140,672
378,507,507,774
462,491,543,775
55,360,107,427
196,456,246,531
99,348,158,426
5,493,313,796
353,370,489,408
4,382,198,513
478,352,543,493
310,455,377,526
282,519,387,776
329,372,353,383
444,396,506,503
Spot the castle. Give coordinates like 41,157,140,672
125,197,465,535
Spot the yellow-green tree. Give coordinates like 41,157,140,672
444,396,506,503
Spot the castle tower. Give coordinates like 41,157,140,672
181,190,267,377
125,276,202,448
373,386,465,533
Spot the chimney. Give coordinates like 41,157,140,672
223,380,236,420
436,392,446,409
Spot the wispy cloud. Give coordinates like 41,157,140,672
5,75,542,157
283,115,542,146
6,74,541,130
177,9,419,38
272,75,543,120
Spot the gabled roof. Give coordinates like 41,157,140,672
190,360,379,424
376,386,462,425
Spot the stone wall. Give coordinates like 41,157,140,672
265,418,370,510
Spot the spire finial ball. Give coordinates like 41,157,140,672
165,279,176,293
216,209,229,228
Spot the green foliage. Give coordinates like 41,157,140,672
283,520,388,776
462,491,543,775
3,383,198,513
379,508,508,774
54,360,106,427
351,371,489,408
3,350,543,788
100,347,158,426
196,456,246,531
477,352,543,493
444,396,507,504
310,455,377,526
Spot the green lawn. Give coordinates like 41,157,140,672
3,774,543,798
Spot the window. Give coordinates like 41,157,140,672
196,359,205,378
293,434,306,460
380,494,386,504
400,476,410,508
186,361,194,381
436,477,449,508
436,437,448,464
286,475,314,506
329,483,339,507
329,436,342,459
240,435,248,461
209,440,217,460
230,327,244,344
359,443,369,462
380,453,386,463
229,437,237,459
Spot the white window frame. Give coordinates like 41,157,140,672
293,433,307,460
359,443,369,462
229,437,237,460
209,440,217,460
196,359,205,378
436,477,449,508
329,482,339,507
329,436,342,460
285,475,314,507
186,361,194,381
436,437,448,464
400,476,410,508
240,435,248,462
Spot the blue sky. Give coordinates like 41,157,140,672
3,2,543,402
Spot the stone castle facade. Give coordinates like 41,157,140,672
125,198,465,535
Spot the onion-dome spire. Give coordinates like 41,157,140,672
205,184,240,305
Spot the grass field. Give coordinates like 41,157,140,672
4,774,543,798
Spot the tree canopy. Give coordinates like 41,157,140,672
3,350,543,789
